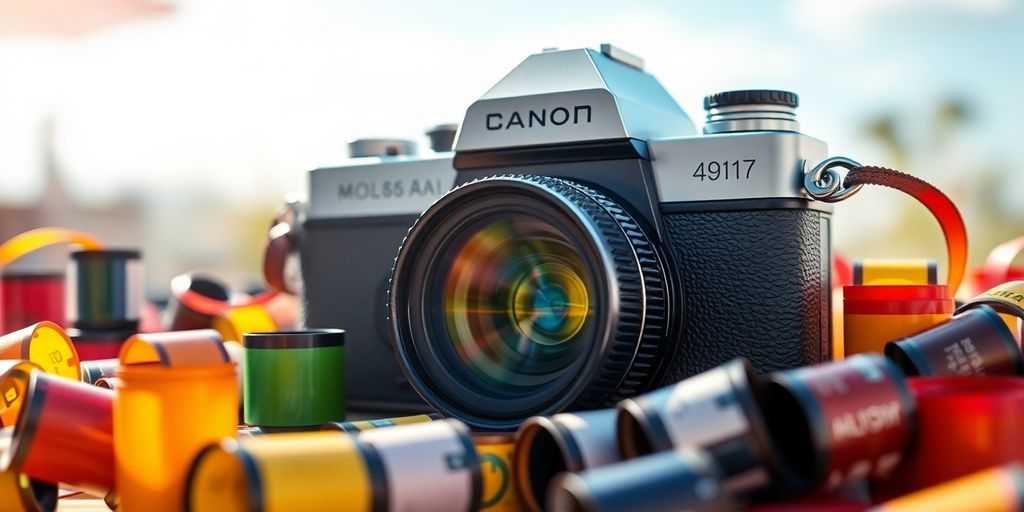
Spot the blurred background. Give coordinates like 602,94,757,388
0,0,1022,299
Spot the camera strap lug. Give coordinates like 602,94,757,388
804,157,968,294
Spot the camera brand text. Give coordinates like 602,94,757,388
338,179,445,201
485,105,593,130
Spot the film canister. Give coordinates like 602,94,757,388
0,361,41,428
547,447,734,512
0,371,115,495
844,284,954,356
188,419,481,512
163,272,232,331
0,270,64,335
0,321,80,381
872,377,1024,497
66,249,142,332
474,434,521,512
323,413,444,434
853,259,937,286
243,329,345,427
762,354,916,493
0,430,57,512
871,463,1024,512
885,305,1024,377
116,329,237,512
513,408,621,512
616,359,781,494
79,358,119,386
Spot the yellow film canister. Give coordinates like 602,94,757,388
474,434,521,512
0,322,80,381
212,305,277,343
0,361,41,428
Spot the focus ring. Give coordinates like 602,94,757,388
551,178,669,408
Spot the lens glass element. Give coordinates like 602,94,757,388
439,216,596,393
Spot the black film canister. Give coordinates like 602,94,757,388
886,305,1024,377
67,249,142,331
162,273,231,331
548,447,734,512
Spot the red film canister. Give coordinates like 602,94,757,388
1,371,114,495
873,377,1024,497
763,354,915,493
0,271,64,334
885,305,1023,377
68,328,132,362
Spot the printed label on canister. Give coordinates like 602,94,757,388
475,435,520,512
358,421,478,512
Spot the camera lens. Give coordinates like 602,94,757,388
389,175,672,430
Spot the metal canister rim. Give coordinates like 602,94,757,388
242,329,345,349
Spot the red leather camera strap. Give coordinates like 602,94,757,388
844,166,968,295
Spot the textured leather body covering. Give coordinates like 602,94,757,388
659,206,831,382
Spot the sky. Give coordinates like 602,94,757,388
0,0,1022,271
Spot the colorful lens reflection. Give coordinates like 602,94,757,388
442,217,595,391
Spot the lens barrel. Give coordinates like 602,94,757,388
389,175,672,430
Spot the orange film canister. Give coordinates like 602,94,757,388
0,361,41,428
1,371,115,495
514,409,621,512
0,430,58,512
872,377,1024,498
843,284,954,356
475,434,521,512
871,463,1024,512
853,259,937,285
211,305,277,343
115,330,237,512
0,322,80,381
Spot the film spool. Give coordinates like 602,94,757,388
67,327,133,362
872,377,1024,497
474,434,521,512
0,321,80,381
0,371,114,495
79,358,119,385
212,305,277,344
843,284,954,356
323,413,444,434
762,354,916,493
243,329,345,427
548,447,734,512
885,305,1024,376
0,430,57,512
94,377,121,389
66,249,142,332
0,361,41,428
513,408,620,512
616,358,780,494
116,330,237,512
871,463,1024,512
0,271,65,336
188,419,480,512
853,259,937,286
164,273,232,331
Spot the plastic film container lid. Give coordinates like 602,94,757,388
119,329,229,367
242,329,345,349
844,284,951,301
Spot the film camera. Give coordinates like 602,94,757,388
300,44,832,428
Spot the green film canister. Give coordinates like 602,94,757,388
243,329,346,427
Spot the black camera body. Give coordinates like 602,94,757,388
301,45,832,426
